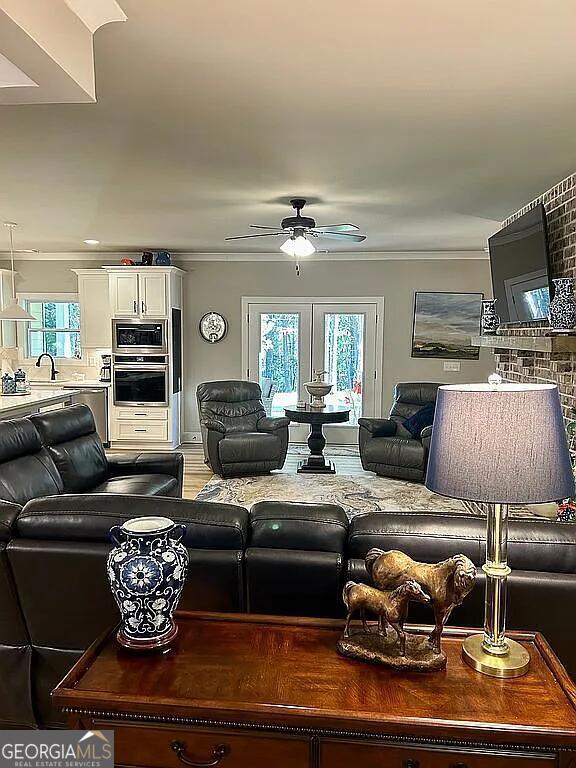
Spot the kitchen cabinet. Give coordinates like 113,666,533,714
139,273,167,317
73,270,112,348
110,272,140,317
109,271,167,318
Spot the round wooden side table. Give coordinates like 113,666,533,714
284,404,350,474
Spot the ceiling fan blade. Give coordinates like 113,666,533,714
249,225,287,231
225,232,284,240
316,231,366,242
312,223,359,233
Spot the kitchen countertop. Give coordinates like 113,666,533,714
28,379,111,388
0,388,81,418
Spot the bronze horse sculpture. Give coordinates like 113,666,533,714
366,549,476,653
342,580,430,655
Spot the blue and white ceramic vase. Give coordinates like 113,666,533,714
549,278,576,331
481,300,499,335
107,517,188,650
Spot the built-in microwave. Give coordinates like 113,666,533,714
112,319,167,355
113,355,169,407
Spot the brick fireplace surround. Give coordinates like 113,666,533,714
493,172,576,423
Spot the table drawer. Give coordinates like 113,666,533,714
112,724,310,768
320,740,557,768
115,407,169,420
114,420,168,441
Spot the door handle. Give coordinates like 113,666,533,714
133,300,137,313
403,761,420,768
142,301,146,314
170,741,229,767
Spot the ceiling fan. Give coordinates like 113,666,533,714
225,198,366,257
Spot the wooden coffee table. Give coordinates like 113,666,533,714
53,612,576,768
285,405,350,474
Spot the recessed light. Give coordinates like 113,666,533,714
84,238,100,246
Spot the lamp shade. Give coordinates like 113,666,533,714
425,383,575,504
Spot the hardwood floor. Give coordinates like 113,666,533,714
179,443,365,499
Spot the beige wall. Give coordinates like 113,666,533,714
5,256,494,437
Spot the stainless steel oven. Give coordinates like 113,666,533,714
112,319,167,355
113,355,169,406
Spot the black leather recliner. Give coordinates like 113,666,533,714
197,380,290,477
0,405,183,508
358,382,441,481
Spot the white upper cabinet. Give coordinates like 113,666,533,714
139,273,167,317
74,270,112,348
109,271,168,318
110,272,140,317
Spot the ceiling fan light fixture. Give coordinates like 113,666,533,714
280,235,315,258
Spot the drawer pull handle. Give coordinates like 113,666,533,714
451,764,468,768
403,761,419,768
134,428,147,432
170,741,228,767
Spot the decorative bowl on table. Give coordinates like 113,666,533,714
305,372,333,409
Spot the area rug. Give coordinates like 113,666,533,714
196,473,467,519
195,473,554,520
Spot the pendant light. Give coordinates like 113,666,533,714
0,223,35,321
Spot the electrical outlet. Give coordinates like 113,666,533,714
443,361,461,372
88,356,96,367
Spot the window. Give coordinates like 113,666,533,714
21,297,81,360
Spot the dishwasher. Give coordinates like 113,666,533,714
64,386,109,445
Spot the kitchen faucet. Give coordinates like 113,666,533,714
35,353,59,381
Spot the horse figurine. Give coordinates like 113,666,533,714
342,580,430,655
366,549,476,653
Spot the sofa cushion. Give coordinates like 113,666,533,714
250,501,348,551
219,432,280,464
89,474,179,497
15,494,249,547
0,418,63,505
30,405,108,492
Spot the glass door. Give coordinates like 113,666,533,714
247,304,312,440
246,300,380,445
312,303,378,443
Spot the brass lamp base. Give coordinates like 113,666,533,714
462,633,530,678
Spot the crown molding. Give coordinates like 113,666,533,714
0,250,488,262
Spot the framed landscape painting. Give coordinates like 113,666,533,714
411,292,483,360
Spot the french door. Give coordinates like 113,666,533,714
245,298,382,444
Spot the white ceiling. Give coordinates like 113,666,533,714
1,0,576,255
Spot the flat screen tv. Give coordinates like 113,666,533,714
488,203,551,324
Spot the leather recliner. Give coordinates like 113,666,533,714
197,380,290,477
358,382,441,481
0,405,183,509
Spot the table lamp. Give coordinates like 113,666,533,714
425,377,575,678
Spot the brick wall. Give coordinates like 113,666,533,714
494,172,576,422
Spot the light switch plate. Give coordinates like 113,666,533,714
443,361,461,372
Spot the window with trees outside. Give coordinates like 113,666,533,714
22,298,82,360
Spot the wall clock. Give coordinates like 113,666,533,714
199,311,228,343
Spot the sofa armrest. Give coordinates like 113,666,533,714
107,452,183,485
358,417,398,436
204,419,227,434
257,416,290,432
420,424,433,451
0,500,22,542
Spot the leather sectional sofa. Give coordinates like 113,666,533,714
0,404,183,506
0,496,574,729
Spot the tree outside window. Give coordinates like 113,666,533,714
24,300,81,359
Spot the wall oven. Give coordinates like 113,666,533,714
113,320,167,355
113,355,169,407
